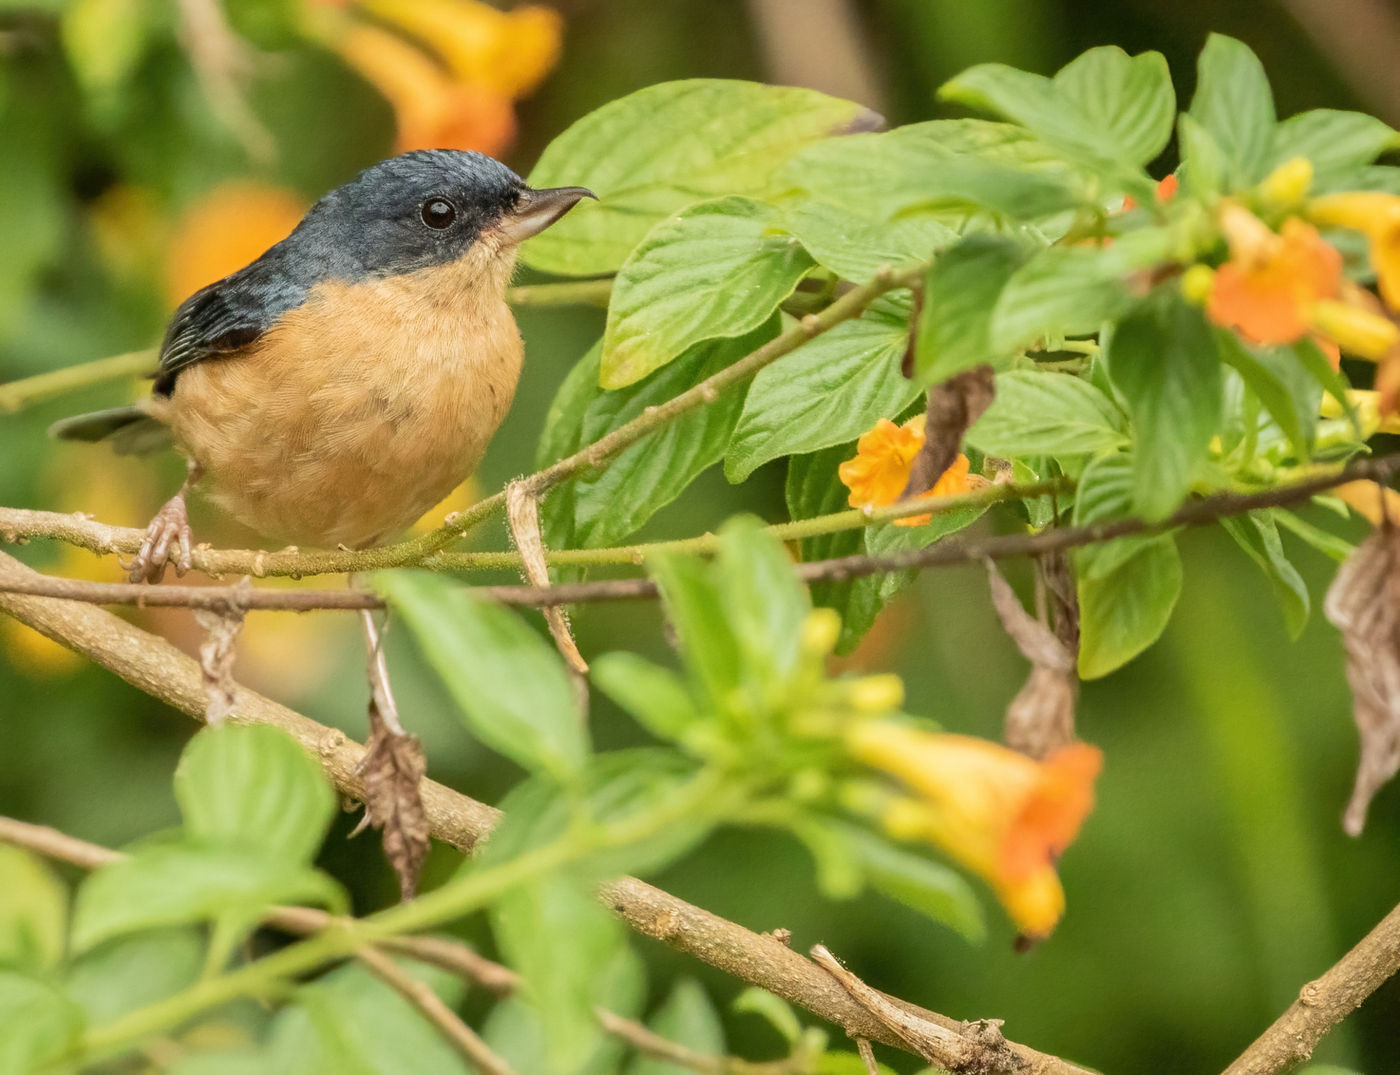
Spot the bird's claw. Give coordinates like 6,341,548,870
128,493,194,583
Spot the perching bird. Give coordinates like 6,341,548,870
51,150,592,581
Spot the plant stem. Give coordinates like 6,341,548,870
505,278,613,307
0,350,155,413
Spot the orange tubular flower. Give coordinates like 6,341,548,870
847,724,1102,939
1309,191,1400,311
1207,207,1343,345
837,417,975,527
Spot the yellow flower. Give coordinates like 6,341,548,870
1308,191,1400,311
847,723,1102,938
837,417,975,527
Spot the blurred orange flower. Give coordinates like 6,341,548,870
1207,208,1343,345
1119,172,1177,213
165,181,306,305
315,0,562,157
838,416,975,526
847,723,1102,939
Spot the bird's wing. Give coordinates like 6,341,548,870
153,279,271,395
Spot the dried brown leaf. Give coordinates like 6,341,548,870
901,365,995,499
507,482,589,689
985,560,1078,759
361,711,430,900
193,581,250,724
1324,522,1400,835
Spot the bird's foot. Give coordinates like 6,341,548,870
127,492,194,583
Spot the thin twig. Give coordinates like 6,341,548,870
0,475,1056,579
354,945,516,1075
1221,899,1400,1075
0,549,1080,1068
1,457,1392,614
0,350,154,413
0,815,517,994
596,1008,798,1074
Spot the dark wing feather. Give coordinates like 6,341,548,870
153,281,270,395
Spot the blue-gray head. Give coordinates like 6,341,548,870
282,149,593,279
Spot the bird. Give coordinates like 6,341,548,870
51,150,593,582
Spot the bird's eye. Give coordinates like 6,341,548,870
421,197,457,229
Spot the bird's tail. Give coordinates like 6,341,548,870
48,406,172,456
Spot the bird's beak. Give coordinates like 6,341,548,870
497,186,596,244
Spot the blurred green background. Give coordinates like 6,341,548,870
2,0,1398,1071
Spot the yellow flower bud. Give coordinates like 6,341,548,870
1180,263,1216,306
1257,157,1313,208
800,608,842,657
847,673,905,713
1309,300,1400,361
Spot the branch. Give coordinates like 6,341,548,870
2,457,1391,614
0,547,1080,1071
1221,899,1400,1075
596,1008,799,1074
0,350,154,414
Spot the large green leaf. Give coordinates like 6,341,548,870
1270,109,1400,184
0,847,67,976
1051,46,1177,167
989,228,1175,353
66,929,204,1026
378,573,589,782
600,197,813,388
781,202,952,283
1106,290,1221,520
71,844,344,953
715,517,810,682
1215,329,1320,462
965,370,1127,458
0,971,82,1075
914,235,1027,386
268,961,471,1075
786,445,869,653
782,121,1084,221
590,652,699,743
523,79,873,275
1073,455,1183,678
557,322,776,549
648,552,745,706
1188,34,1276,190
726,296,919,481
175,724,335,866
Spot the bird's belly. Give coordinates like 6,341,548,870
164,308,522,549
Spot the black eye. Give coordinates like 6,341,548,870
421,197,456,229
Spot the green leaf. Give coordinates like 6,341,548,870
989,228,1175,353
66,929,204,1026
1051,47,1176,167
0,971,82,1074
629,979,725,1075
914,236,1027,386
175,724,335,866
1106,290,1221,519
492,876,632,1072
1216,330,1320,461
523,79,873,275
591,653,699,742
727,297,918,482
716,517,810,681
537,341,605,471
1270,109,1400,183
732,988,802,1046
1274,508,1354,562
557,323,777,549
1073,455,1183,678
269,961,471,1075
0,846,67,975
1188,34,1277,190
648,552,744,706
783,121,1085,221
966,370,1127,458
1177,112,1228,198
378,573,588,782
781,203,953,283
1220,511,1310,638
600,197,813,388
786,445,869,651
828,822,984,941
71,844,344,953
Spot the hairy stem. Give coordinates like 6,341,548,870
0,350,155,414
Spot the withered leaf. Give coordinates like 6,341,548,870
360,705,430,900
985,560,1078,759
901,364,995,499
194,590,249,725
1323,521,1400,835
